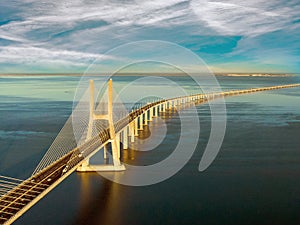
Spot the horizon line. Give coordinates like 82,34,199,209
0,72,296,76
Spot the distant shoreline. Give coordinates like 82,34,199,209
0,73,295,77
216,73,293,77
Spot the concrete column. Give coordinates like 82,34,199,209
152,106,156,117
129,123,135,142
168,101,172,110
123,127,128,149
139,114,143,130
116,133,121,159
149,107,153,121
134,118,138,136
144,112,148,125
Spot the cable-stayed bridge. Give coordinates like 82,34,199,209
1,80,299,225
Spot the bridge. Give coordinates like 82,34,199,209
1,79,300,225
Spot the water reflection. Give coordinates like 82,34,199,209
76,173,125,225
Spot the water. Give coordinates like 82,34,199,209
1,75,300,225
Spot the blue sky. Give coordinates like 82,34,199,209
0,0,299,73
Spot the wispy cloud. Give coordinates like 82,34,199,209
190,0,300,37
0,0,299,72
0,45,114,66
0,0,193,70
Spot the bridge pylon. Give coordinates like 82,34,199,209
77,79,126,172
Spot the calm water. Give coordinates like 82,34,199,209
1,75,300,225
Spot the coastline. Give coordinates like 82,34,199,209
0,73,295,77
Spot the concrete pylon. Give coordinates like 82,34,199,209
149,107,153,121
123,127,128,149
139,114,143,130
154,105,158,117
77,79,125,172
129,121,135,142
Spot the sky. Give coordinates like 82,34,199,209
0,0,300,74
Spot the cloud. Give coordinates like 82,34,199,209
0,33,28,43
0,45,114,65
228,31,300,68
3,0,190,28
190,0,300,36
0,0,194,70
0,0,299,72
1,0,299,42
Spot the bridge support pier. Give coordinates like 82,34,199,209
162,103,166,112
144,112,148,125
138,114,143,130
123,128,128,149
149,107,153,121
167,101,171,110
134,118,139,136
77,79,125,172
116,133,120,159
129,122,135,142
154,105,158,117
